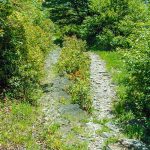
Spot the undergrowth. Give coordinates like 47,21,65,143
0,0,54,104
0,100,39,149
57,36,92,113
40,123,88,150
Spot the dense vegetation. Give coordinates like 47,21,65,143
117,28,150,143
44,0,150,144
43,0,90,36
0,0,54,148
57,36,92,112
0,0,149,148
0,0,54,104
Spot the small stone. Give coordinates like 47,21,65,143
101,132,113,138
120,139,149,150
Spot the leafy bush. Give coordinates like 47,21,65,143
57,36,86,74
81,0,149,49
57,36,92,112
0,0,54,104
124,28,150,118
114,27,150,143
69,80,91,112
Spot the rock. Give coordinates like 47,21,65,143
120,139,149,150
106,122,120,133
59,104,80,114
86,122,102,131
101,132,113,138
108,144,127,150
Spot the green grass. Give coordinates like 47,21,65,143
95,50,127,84
40,122,88,150
96,126,111,135
93,118,110,125
0,101,40,149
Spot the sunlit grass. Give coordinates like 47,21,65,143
0,101,40,149
94,50,127,84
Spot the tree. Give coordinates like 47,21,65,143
0,0,54,103
43,0,89,25
80,0,149,48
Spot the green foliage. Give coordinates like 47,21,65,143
43,0,90,37
115,27,150,143
81,0,149,48
57,36,92,112
43,0,149,49
0,101,39,149
123,28,150,119
0,0,54,103
43,0,89,25
69,80,92,112
57,36,86,74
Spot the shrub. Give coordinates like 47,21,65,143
57,36,92,112
69,80,91,112
0,0,54,104
114,27,150,143
81,0,149,49
124,28,150,119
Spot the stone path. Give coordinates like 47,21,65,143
90,52,115,120
87,52,121,150
39,49,148,150
88,52,149,150
40,49,90,149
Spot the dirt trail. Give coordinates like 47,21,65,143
88,52,121,150
39,49,148,150
40,49,90,149
88,52,148,150
90,53,115,120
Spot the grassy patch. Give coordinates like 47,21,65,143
94,50,127,84
40,122,88,150
93,118,110,125
0,101,39,149
96,126,111,135
102,137,119,150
